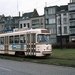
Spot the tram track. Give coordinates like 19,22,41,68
0,54,47,61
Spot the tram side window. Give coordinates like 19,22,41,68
1,37,4,44
20,35,25,43
14,35,19,43
9,36,13,44
31,34,36,43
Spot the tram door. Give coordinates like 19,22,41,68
26,33,36,56
4,36,9,54
31,33,36,56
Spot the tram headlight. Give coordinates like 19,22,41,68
46,46,50,50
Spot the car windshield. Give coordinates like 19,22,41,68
37,34,51,43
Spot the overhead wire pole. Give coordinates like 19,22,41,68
59,14,62,50
17,0,19,16
35,1,37,9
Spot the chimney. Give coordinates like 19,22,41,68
70,0,75,3
19,11,20,17
70,0,71,3
45,2,47,7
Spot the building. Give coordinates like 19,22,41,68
30,15,45,29
0,21,5,33
44,6,59,44
68,0,75,42
19,9,39,29
56,5,69,44
44,4,71,44
0,16,21,33
19,17,31,29
19,9,45,29
4,16,21,33
0,15,5,33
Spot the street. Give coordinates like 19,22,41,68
0,59,75,75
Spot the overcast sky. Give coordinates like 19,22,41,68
0,0,69,16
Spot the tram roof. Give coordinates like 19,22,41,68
0,28,50,37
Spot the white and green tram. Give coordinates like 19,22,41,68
0,29,52,57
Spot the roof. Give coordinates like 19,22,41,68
22,9,39,19
22,12,33,19
44,5,68,13
60,5,68,11
44,5,59,9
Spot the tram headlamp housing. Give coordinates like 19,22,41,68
46,46,50,50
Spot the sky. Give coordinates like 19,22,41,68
0,0,69,16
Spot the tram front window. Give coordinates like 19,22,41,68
37,34,50,43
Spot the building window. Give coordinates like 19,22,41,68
50,28,56,34
70,14,75,19
70,29,75,34
24,23,26,27
20,24,22,28
70,21,75,26
48,8,55,14
58,27,61,34
49,18,55,24
27,23,29,28
32,19,39,26
63,18,67,24
69,4,75,11
64,26,67,34
46,19,49,24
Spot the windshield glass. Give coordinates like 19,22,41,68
37,34,51,43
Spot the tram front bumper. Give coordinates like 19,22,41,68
42,51,52,55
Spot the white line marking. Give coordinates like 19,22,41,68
0,67,12,71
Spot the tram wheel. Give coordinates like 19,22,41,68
15,51,25,57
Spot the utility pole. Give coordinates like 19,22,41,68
59,14,62,50
17,0,19,16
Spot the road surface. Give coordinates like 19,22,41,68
0,59,75,75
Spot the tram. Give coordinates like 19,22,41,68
0,28,52,57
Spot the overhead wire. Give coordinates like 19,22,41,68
23,0,63,12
